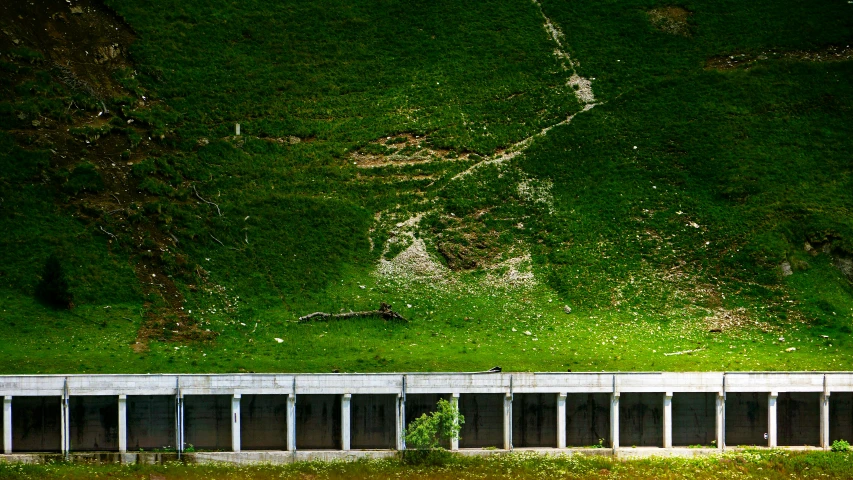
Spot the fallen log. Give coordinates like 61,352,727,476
299,302,407,322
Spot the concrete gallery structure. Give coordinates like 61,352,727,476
1,372,853,463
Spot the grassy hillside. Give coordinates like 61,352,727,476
0,0,852,373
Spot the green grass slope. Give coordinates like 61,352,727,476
0,0,852,373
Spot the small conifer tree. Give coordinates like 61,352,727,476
36,254,73,309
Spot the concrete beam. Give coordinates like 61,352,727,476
286,394,296,452
231,394,241,452
450,393,459,451
610,393,620,449
341,394,351,451
3,396,11,454
663,393,673,449
118,395,127,453
556,393,566,449
503,393,512,450
768,392,778,448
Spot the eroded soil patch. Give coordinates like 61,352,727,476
351,134,469,168
707,45,853,70
1,0,215,347
648,6,692,37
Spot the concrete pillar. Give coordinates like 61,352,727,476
176,394,184,454
610,393,620,449
820,392,830,449
341,394,351,451
503,393,512,450
231,394,241,452
396,394,405,451
3,396,11,454
118,395,127,453
768,392,778,448
663,392,673,448
450,393,459,451
557,393,567,449
286,394,296,452
716,393,724,449
60,394,70,455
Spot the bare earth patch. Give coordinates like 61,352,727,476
0,0,219,347
704,307,777,333
648,6,693,37
351,134,469,168
706,45,853,70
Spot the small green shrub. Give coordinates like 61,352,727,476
35,254,73,309
64,162,104,195
403,398,464,464
831,439,851,452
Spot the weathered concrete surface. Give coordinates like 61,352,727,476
240,394,287,451
2,372,851,397
69,396,118,451
778,392,820,446
565,393,610,447
619,393,662,447
512,393,556,448
127,395,176,451
11,396,61,452
184,395,231,451
725,392,767,446
672,393,715,447
295,394,341,450
829,392,853,443
459,394,503,448
351,394,396,449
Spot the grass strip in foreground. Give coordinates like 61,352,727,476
1,450,853,479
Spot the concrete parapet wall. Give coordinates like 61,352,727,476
2,372,853,460
240,394,287,451
11,396,60,452
3,372,853,397
459,394,504,448
513,393,557,448
725,392,767,446
351,394,396,449
295,394,340,450
184,395,230,451
619,393,663,447
127,395,176,451
565,393,610,447
671,393,715,447
69,395,118,452
778,392,820,447
830,392,853,443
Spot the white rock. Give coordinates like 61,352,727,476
274,338,284,343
